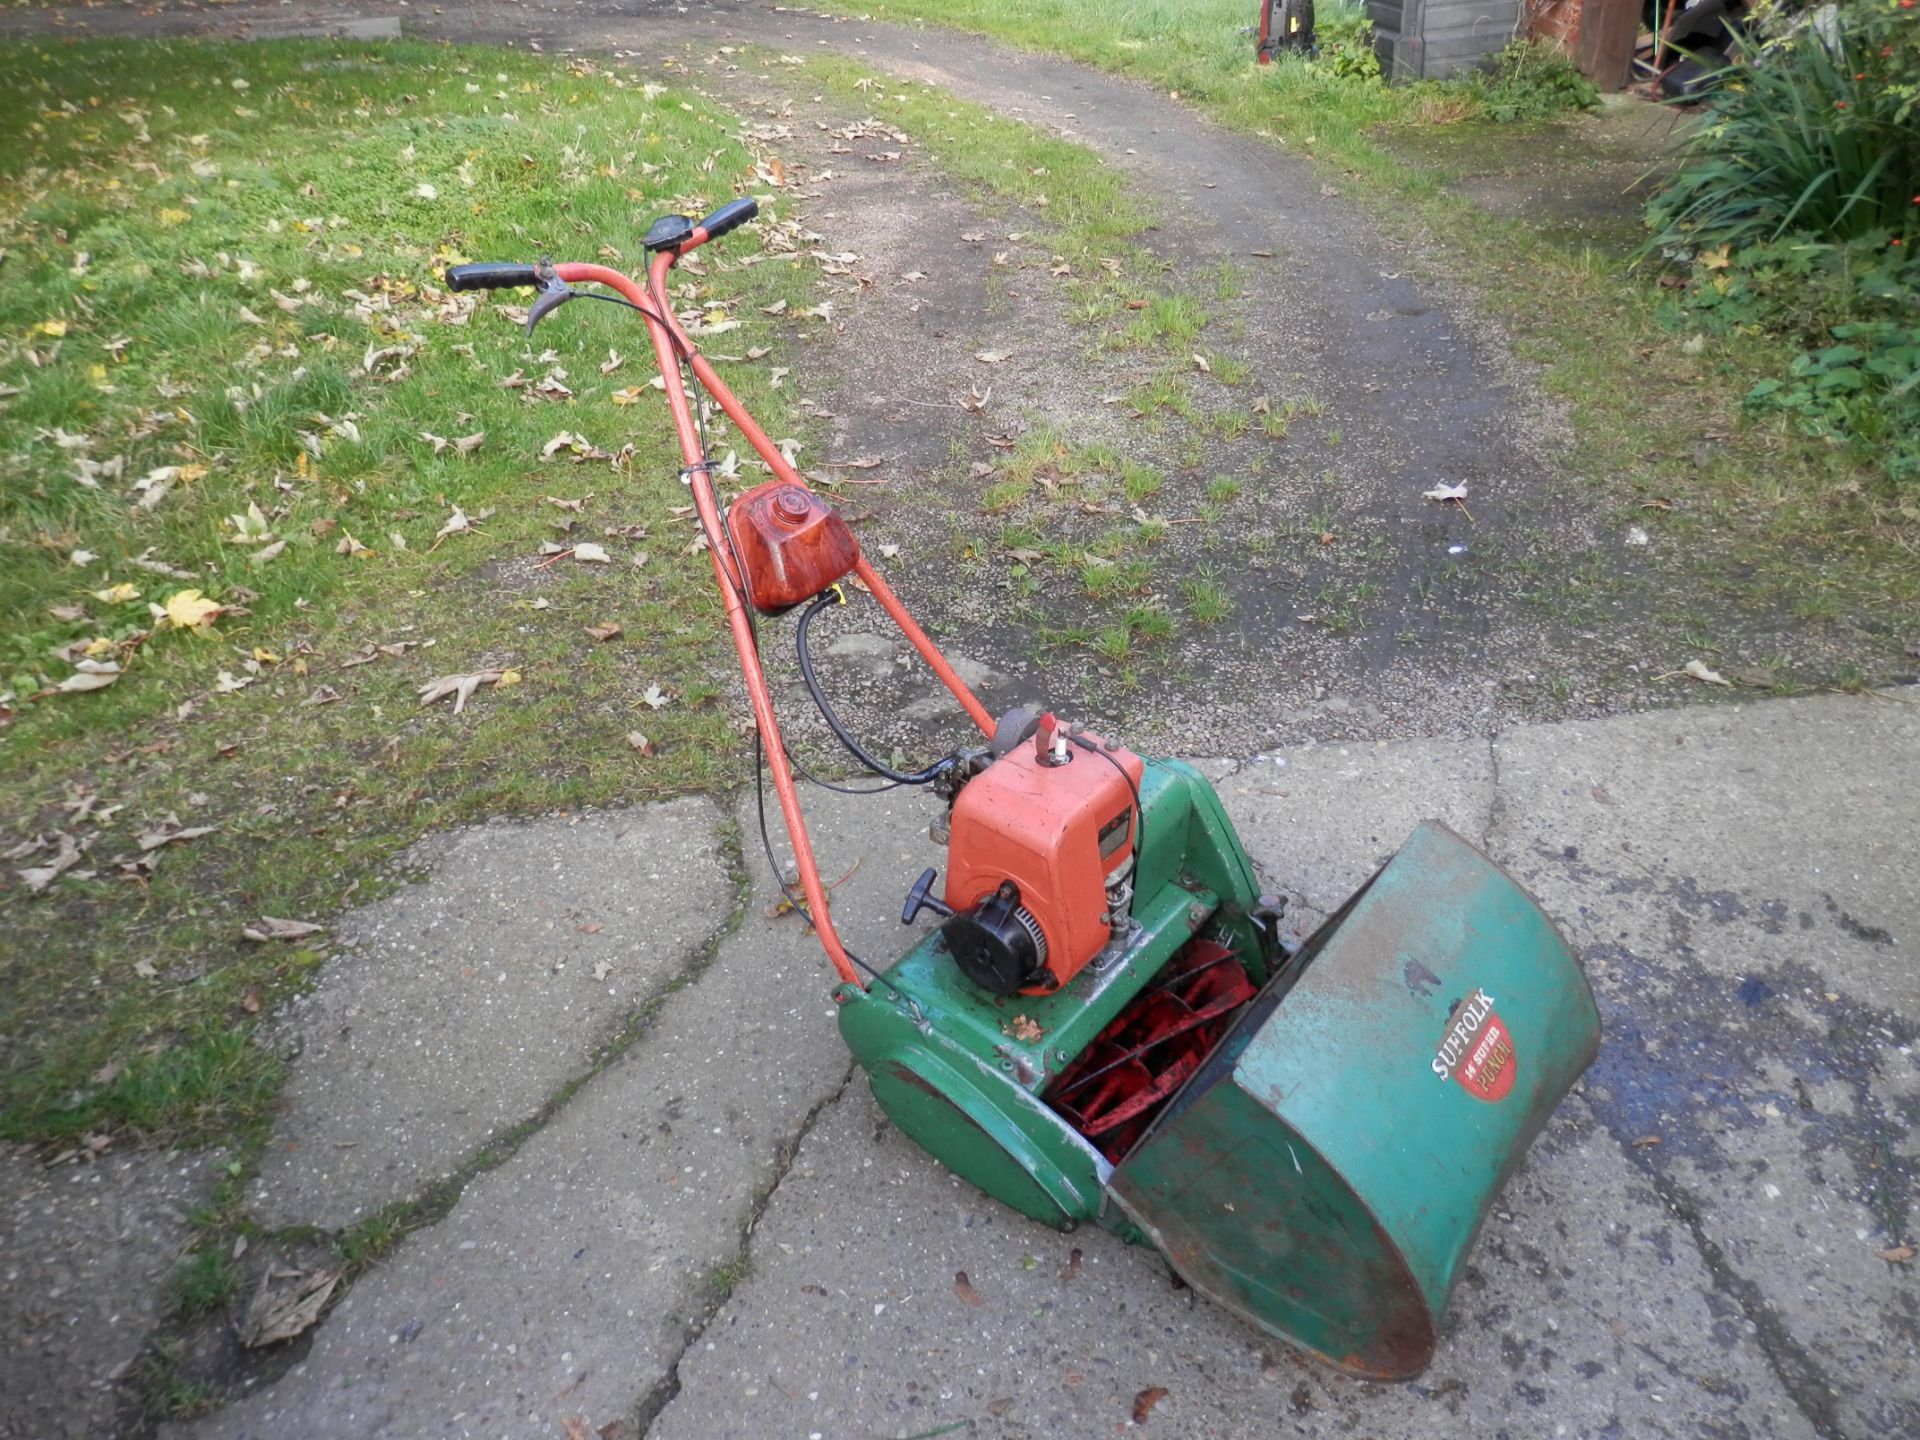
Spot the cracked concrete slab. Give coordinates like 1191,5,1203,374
1487,694,1920,1439
652,1081,1818,1440
1489,693,1918,1011
1,1146,225,1440
168,784,938,1440
249,799,732,1231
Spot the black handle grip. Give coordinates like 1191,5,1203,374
697,197,758,243
445,262,540,292
901,867,955,925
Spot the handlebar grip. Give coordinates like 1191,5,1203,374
445,262,540,292
697,198,758,243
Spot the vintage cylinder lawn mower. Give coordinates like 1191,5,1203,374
447,200,1600,1380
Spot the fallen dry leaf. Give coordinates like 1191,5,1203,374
584,622,622,642
418,670,508,714
17,833,83,893
163,589,223,632
1879,1244,1915,1264
626,731,654,755
138,815,218,851
1004,1014,1045,1043
1059,1247,1082,1282
239,1266,342,1348
1132,1387,1170,1423
572,542,611,564
56,659,121,694
242,916,324,943
431,504,493,550
1683,659,1732,687
954,1271,984,1307
542,430,613,462
1422,483,1468,503
641,683,670,710
973,349,1013,365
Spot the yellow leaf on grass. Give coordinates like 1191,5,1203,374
497,668,522,686
93,583,140,604
81,636,116,657
157,207,190,228
252,647,281,664
35,319,68,337
163,589,222,632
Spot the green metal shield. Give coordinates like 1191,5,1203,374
1104,821,1600,1379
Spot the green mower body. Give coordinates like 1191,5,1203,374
837,758,1599,1379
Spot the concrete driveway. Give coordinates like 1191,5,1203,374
127,692,1915,1440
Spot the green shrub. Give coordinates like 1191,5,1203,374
1675,230,1915,336
1645,1,1920,251
1314,8,1382,82
1461,38,1601,123
1675,232,1920,490
1746,320,1920,485
1645,2,1920,490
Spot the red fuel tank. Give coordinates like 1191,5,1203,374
724,481,859,614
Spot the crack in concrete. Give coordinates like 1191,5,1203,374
1646,1166,1847,1439
127,822,761,1434
313,820,756,1248
1482,728,1508,857
632,1058,861,1438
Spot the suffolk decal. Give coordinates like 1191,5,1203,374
1432,988,1516,1103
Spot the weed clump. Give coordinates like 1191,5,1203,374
1644,1,1920,490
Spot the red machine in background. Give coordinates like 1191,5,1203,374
1257,0,1318,61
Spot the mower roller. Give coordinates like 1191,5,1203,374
447,198,1600,1380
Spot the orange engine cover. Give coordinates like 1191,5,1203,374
944,739,1144,993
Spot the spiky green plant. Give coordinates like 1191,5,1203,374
1646,3,1920,251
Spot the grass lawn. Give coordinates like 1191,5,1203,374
824,0,1920,635
0,38,824,1146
